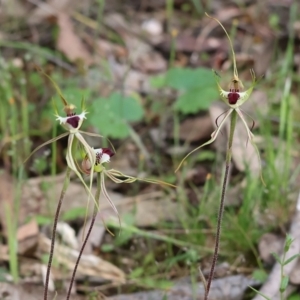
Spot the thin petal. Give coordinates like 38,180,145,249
78,130,103,138
175,109,233,172
106,169,176,188
213,70,229,104
24,132,69,163
101,172,121,228
66,134,99,209
78,131,116,153
75,132,97,206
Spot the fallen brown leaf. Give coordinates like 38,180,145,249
258,233,284,265
0,170,14,237
57,13,93,66
178,114,213,143
38,234,125,283
17,219,39,241
17,219,39,255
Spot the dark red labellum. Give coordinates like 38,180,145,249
102,148,115,158
66,115,80,128
228,89,240,105
95,148,115,165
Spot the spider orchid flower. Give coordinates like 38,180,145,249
26,97,101,207
175,14,263,178
81,148,176,221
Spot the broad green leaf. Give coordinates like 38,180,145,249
288,293,300,300
251,269,268,283
165,67,214,90
89,92,144,139
150,67,218,114
174,86,218,113
150,73,167,88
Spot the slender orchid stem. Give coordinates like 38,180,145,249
204,110,237,300
44,167,71,300
66,172,101,299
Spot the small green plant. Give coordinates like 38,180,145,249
151,67,218,114
250,235,300,300
89,92,144,139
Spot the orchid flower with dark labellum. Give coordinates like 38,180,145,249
26,101,100,206
66,147,176,299
175,15,262,177
174,14,265,300
26,71,105,300
81,147,176,221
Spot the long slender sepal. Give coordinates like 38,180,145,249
24,132,69,163
175,109,233,172
205,13,239,79
101,172,121,228
37,67,68,106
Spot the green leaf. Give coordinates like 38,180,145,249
61,207,87,221
280,275,289,292
138,278,173,289
284,234,294,252
165,67,214,90
271,252,282,265
284,254,300,266
288,293,300,300
196,150,216,162
89,92,144,139
174,86,218,113
101,244,114,252
248,286,271,300
149,67,218,114
150,73,166,88
252,269,268,283
130,267,144,278
34,215,52,225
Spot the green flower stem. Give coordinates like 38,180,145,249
205,109,237,300
44,167,71,300
66,172,101,300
